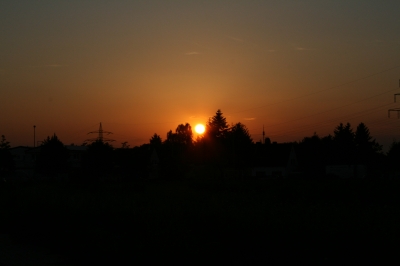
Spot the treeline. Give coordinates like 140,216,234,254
1,109,400,181
297,122,387,178
115,109,254,179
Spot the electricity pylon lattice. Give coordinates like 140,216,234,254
86,122,115,143
388,80,400,118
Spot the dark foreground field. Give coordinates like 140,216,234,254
1,177,399,264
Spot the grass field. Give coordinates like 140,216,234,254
1,177,399,264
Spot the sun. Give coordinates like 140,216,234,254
195,124,205,134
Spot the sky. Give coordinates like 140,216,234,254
1,0,400,150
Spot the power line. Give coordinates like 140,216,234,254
388,79,400,118
257,89,396,130
229,64,400,115
262,103,393,137
249,101,397,140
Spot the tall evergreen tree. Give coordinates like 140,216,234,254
226,122,253,167
354,122,382,155
206,109,228,140
353,123,383,176
228,122,253,147
333,123,355,164
333,123,354,145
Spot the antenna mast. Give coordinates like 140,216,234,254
388,79,400,118
263,125,265,144
33,125,36,147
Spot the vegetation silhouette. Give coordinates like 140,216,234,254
82,139,114,179
0,135,14,180
149,133,162,147
2,110,400,264
206,109,229,140
0,110,394,181
35,134,69,177
387,140,400,174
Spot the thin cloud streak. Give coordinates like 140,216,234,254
185,52,200,55
226,35,244,42
29,64,68,68
294,47,314,51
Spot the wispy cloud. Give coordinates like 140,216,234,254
185,52,200,55
47,64,67,67
294,47,313,51
244,117,256,121
226,35,244,42
30,64,68,68
187,40,201,47
178,40,202,47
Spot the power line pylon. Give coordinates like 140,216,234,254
86,122,115,143
388,80,400,118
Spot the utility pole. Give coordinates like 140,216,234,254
388,79,400,118
33,125,36,147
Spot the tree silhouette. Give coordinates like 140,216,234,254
226,122,253,169
36,134,69,176
161,124,194,178
150,133,162,147
0,135,11,149
354,123,383,176
227,122,253,147
165,123,193,147
387,140,400,168
175,123,193,146
84,140,114,175
333,123,355,164
297,133,332,177
354,122,382,155
0,135,14,178
206,109,228,140
165,130,177,144
334,123,354,145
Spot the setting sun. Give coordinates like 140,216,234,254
195,124,205,134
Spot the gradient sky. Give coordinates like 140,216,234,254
1,0,400,150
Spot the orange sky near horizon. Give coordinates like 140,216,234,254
1,1,400,151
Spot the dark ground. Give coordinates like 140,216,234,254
1,177,399,265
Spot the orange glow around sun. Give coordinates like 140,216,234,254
195,124,205,134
